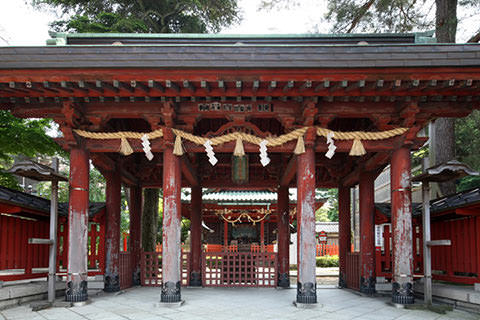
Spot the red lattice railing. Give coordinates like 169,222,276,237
316,244,339,256
140,251,190,287
202,251,277,287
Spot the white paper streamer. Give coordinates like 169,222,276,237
259,139,270,167
204,140,218,166
141,134,154,161
325,131,336,159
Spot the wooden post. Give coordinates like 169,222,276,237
161,146,182,303
391,146,414,304
130,185,142,285
224,221,228,249
359,172,376,294
48,158,59,303
104,170,121,292
422,180,433,305
277,186,290,288
65,147,89,302
338,185,350,288
296,146,317,304
260,220,265,246
190,186,202,286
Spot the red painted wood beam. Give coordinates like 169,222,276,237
390,146,414,304
277,186,290,287
129,185,142,285
296,144,317,304
66,147,89,302
359,172,376,294
161,146,182,303
280,156,297,187
180,155,199,187
338,185,351,288
104,170,121,292
189,186,202,286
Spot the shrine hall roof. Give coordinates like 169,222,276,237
1,32,480,70
0,185,105,218
181,189,325,205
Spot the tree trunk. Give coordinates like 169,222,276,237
141,188,159,252
431,0,457,196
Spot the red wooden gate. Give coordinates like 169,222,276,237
346,252,360,290
140,250,190,287
202,251,277,287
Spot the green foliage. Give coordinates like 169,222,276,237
316,255,339,267
316,206,330,222
33,0,241,33
456,110,480,191
319,188,339,222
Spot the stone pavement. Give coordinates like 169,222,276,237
0,286,478,320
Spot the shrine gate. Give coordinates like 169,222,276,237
1,31,480,306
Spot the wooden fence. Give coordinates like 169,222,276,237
346,252,360,290
316,244,339,256
202,251,277,287
140,251,190,287
119,252,132,290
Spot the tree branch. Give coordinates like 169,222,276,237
347,0,376,33
468,29,480,43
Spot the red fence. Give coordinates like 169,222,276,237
375,223,423,278
0,214,106,282
202,251,277,287
119,252,132,289
430,216,480,284
316,244,339,256
140,251,190,287
0,214,49,281
346,252,360,290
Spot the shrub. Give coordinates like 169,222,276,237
316,255,339,268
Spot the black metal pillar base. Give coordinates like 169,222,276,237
392,282,414,304
189,272,202,287
296,282,317,304
360,276,376,295
278,273,290,288
161,281,181,303
104,274,120,292
338,273,347,288
133,269,141,286
65,280,88,302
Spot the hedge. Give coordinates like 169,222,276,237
316,255,339,268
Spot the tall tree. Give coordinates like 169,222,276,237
33,0,241,33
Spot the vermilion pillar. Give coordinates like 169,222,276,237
66,147,89,302
104,171,121,292
391,147,414,304
190,186,202,286
338,185,350,288
359,172,376,294
277,186,290,288
161,146,182,303
130,186,142,285
296,146,316,304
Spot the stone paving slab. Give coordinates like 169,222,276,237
0,286,478,320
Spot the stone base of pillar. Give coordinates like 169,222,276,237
296,282,317,304
133,268,141,286
189,272,202,287
65,280,88,302
278,273,290,288
360,277,376,295
392,282,414,304
161,281,181,303
338,273,347,288
104,274,120,292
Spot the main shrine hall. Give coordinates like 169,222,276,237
1,31,480,306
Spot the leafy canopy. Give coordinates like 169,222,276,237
33,0,241,33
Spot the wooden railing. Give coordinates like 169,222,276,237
346,252,360,290
140,251,190,287
202,251,277,287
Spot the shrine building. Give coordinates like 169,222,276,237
1,31,480,306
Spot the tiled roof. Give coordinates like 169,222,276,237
315,222,339,233
0,185,105,217
181,188,325,204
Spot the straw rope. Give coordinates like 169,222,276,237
74,128,164,140
316,127,408,140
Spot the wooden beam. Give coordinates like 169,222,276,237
280,155,297,186
181,155,199,187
